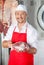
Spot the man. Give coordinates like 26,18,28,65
2,4,38,65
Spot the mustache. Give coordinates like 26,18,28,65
17,18,23,19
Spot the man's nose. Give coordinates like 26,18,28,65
19,14,22,18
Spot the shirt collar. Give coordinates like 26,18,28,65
16,21,28,28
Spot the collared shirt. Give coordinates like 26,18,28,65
3,22,38,49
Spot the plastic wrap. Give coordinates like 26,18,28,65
12,42,30,52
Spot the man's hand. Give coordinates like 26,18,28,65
2,40,12,48
26,47,37,54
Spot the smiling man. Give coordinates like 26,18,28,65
2,4,38,65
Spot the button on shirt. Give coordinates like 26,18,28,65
3,22,38,49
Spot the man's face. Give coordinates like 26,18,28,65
15,11,27,23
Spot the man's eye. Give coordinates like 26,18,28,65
17,13,19,15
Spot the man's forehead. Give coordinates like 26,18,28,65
15,11,27,14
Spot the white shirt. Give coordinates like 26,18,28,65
3,22,38,49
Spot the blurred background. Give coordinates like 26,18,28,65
0,0,44,65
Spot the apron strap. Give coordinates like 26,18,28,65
13,24,28,33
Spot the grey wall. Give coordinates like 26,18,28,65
23,0,44,39
23,0,44,65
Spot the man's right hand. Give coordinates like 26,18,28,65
2,40,12,48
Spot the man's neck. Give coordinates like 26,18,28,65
17,22,26,31
18,22,26,27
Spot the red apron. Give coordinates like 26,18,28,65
8,27,34,65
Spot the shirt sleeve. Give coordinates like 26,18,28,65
27,24,39,49
3,24,15,41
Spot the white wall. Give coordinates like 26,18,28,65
34,40,44,65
